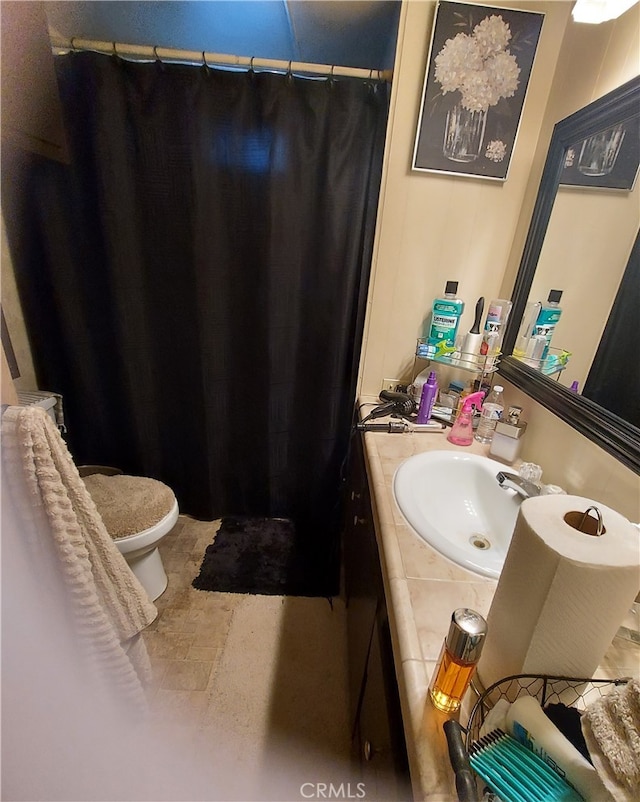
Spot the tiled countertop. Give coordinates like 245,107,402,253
357,395,640,801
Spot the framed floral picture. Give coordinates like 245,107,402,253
560,113,640,190
412,2,544,180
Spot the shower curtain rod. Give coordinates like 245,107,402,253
49,35,393,82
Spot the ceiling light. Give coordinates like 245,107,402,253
572,0,638,23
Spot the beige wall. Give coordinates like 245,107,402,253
2,341,19,405
530,183,638,388
501,378,640,521
1,212,37,392
359,0,640,517
506,3,640,388
359,0,573,393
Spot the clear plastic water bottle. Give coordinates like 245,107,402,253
475,385,504,444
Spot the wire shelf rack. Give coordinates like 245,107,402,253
415,338,501,375
464,673,630,748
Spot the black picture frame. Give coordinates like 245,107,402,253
412,1,544,180
560,113,640,190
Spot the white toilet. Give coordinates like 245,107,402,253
80,468,179,601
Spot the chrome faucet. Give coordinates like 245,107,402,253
496,471,541,499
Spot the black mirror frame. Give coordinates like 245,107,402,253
498,75,640,475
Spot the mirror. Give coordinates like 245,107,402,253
499,76,640,474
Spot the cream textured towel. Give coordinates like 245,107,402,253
582,679,640,802
1,405,157,713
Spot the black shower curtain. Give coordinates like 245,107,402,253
3,52,389,588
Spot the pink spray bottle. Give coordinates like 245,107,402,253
447,391,485,446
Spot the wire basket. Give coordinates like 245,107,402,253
464,673,630,748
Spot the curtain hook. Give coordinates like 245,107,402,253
111,41,123,64
70,36,77,52
153,45,165,70
366,67,376,95
326,63,336,90
248,56,257,81
286,59,293,84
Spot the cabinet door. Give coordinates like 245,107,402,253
358,615,411,801
343,432,381,733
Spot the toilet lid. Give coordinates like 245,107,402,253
82,474,176,539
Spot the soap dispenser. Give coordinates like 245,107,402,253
447,391,485,446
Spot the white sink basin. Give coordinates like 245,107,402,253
393,451,522,579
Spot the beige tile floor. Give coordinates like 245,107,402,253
137,515,639,802
141,516,355,802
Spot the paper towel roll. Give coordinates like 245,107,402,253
478,495,640,689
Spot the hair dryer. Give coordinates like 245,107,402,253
361,391,416,423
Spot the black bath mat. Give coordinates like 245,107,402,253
192,516,337,597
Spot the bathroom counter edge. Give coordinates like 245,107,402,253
358,394,495,800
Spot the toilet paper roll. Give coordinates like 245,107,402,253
478,495,640,689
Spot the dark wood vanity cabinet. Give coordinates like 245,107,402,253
342,430,411,801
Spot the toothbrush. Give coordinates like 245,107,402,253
514,301,542,359
434,340,457,358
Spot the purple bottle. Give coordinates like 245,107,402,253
417,371,438,423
